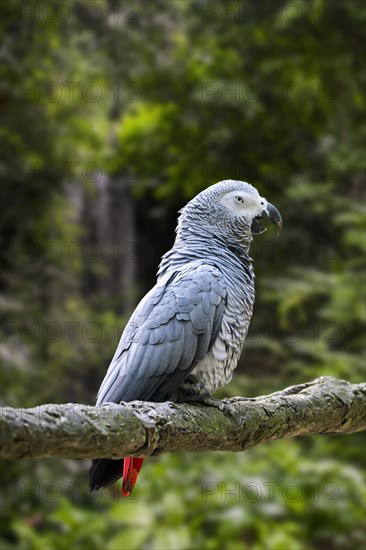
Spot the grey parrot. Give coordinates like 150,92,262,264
89,179,282,495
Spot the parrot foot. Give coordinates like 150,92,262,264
195,395,238,417
176,376,237,417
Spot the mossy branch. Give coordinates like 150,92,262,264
1,377,365,460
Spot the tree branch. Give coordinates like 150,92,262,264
1,377,365,460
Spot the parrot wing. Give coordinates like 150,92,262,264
96,263,226,405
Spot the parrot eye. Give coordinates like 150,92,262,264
235,196,244,204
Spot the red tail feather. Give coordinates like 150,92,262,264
122,458,144,496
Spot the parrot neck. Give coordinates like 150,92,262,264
175,211,253,253
158,230,253,281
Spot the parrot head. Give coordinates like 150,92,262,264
179,180,282,245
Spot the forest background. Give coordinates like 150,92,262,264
1,1,365,549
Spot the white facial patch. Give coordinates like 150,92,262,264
218,190,266,218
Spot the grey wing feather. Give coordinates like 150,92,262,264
96,265,226,405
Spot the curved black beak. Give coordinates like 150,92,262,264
251,202,283,236
262,202,282,235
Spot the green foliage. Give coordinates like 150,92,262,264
2,440,365,550
1,0,365,548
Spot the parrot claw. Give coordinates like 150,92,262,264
197,396,238,417
176,376,237,417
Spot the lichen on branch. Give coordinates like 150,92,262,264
1,377,365,460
